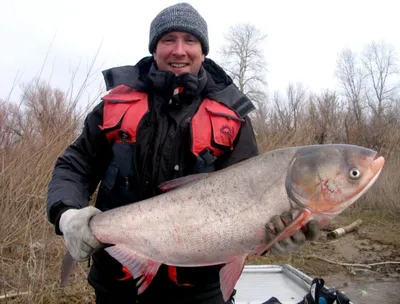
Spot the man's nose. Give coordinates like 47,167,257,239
172,39,186,56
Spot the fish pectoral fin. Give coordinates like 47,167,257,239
158,173,210,192
105,245,161,294
219,254,247,302
256,209,312,256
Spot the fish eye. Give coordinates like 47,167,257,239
349,167,361,179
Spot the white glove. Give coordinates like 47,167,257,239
59,206,103,261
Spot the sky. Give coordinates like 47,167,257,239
1,0,399,106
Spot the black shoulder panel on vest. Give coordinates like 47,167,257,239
102,66,138,91
208,85,256,118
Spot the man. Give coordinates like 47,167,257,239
46,3,319,304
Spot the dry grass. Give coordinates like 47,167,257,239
0,57,103,302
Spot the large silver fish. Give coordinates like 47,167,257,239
61,144,384,301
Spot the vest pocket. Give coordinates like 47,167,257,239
206,107,243,148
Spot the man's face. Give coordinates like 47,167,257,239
153,31,205,75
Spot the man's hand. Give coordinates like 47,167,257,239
266,212,320,256
59,206,104,261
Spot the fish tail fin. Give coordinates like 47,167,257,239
256,209,313,256
60,250,78,287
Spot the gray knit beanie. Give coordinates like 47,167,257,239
149,2,209,55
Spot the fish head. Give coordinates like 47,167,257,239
286,144,385,217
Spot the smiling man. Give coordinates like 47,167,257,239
46,2,319,304
153,31,205,75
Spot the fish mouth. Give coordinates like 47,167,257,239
353,154,384,204
370,155,385,176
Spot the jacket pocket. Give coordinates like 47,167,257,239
102,164,118,192
98,143,140,208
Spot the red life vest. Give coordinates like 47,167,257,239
99,84,243,158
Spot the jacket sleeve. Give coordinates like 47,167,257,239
46,101,112,233
217,115,259,169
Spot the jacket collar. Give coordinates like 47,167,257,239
146,60,208,105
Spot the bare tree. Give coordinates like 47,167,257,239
273,91,291,131
311,90,344,144
361,41,400,119
336,48,368,144
219,23,268,106
286,82,307,130
336,48,366,126
360,41,400,149
273,82,307,131
19,80,82,141
218,23,269,147
0,102,23,148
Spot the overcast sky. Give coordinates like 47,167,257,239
1,0,399,106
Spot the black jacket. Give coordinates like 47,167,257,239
46,56,259,303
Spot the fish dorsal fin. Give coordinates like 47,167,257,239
219,254,248,302
105,245,161,294
158,173,210,192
